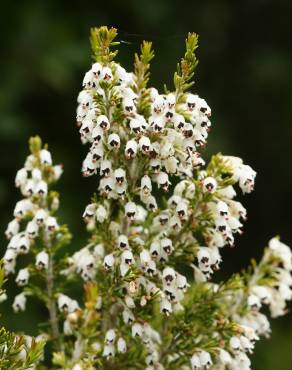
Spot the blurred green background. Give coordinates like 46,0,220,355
0,0,291,368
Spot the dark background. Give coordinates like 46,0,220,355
0,1,291,369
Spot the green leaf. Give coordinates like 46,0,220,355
90,26,119,64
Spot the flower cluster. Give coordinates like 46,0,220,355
70,26,271,369
238,238,292,328
179,237,292,370
3,137,71,324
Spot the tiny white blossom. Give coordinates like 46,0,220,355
125,202,137,221
132,322,143,337
36,251,49,270
103,254,115,271
5,219,20,239
96,205,108,223
13,292,27,313
202,176,217,193
117,337,127,353
103,343,115,359
105,329,116,344
40,149,52,165
15,268,30,286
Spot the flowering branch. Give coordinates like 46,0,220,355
1,25,291,370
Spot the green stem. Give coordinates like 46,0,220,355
46,253,61,349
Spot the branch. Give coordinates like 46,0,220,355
174,32,199,102
90,26,119,64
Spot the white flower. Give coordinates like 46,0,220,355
15,168,28,187
125,202,137,220
150,159,161,173
229,352,251,370
152,95,165,115
114,168,126,185
103,344,115,359
160,238,173,255
100,160,112,177
108,133,121,149
0,292,7,303
5,219,20,239
190,353,200,369
202,176,217,193
156,172,170,191
96,205,108,223
198,350,212,368
26,220,39,238
92,62,102,77
72,364,83,370
14,199,33,219
117,234,129,249
13,292,27,313
91,144,104,163
117,337,127,353
251,286,271,304
122,308,135,325
176,274,188,292
125,295,135,308
139,136,151,153
132,322,143,337
141,175,152,196
46,216,58,232
35,209,48,225
125,139,138,159
40,149,52,165
218,349,232,364
247,294,261,310
230,336,241,353
58,294,79,313
150,241,161,258
83,203,96,218
162,267,176,286
160,298,172,316
92,126,104,143
176,201,188,219
197,247,211,267
103,254,115,270
140,249,151,267
121,250,134,265
31,168,42,181
100,66,113,81
269,237,292,270
240,335,254,353
17,234,30,254
145,195,158,211
105,329,116,344
15,268,30,286
4,248,17,265
96,115,110,131
52,164,63,181
36,251,49,270
95,296,102,310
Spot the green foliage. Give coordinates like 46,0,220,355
29,136,42,156
90,26,119,64
174,32,199,102
134,41,155,116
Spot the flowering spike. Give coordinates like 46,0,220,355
174,32,199,101
90,26,119,64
